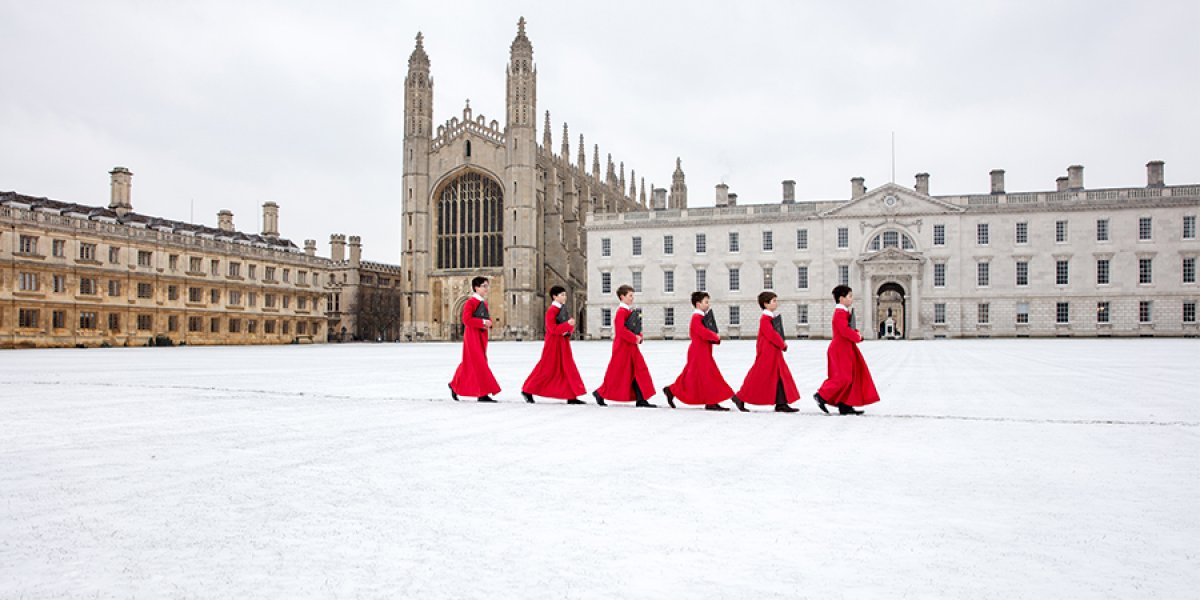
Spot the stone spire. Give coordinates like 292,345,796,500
561,122,569,160
543,110,552,149
669,156,688,209
592,145,600,179
405,32,433,139
619,161,625,192
639,177,646,206
506,17,536,129
629,169,637,199
578,134,586,169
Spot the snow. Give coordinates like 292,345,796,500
2,338,1198,598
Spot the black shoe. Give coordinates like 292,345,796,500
663,386,676,408
592,391,606,406
732,396,749,412
478,396,497,403
705,403,730,412
635,400,658,408
449,384,459,401
522,392,535,404
567,398,585,405
838,404,864,415
814,392,829,414
775,402,799,413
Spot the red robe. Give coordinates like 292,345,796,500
736,312,800,405
817,306,880,407
666,311,735,405
449,296,501,397
596,305,656,401
521,304,586,399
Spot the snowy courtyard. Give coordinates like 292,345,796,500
2,338,1198,599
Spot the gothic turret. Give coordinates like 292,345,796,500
669,157,688,209
402,32,435,336
504,16,539,339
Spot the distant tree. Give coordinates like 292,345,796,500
354,284,403,341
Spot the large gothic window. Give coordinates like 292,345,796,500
437,172,504,269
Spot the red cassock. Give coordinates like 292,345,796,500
817,307,880,407
666,312,735,405
521,304,586,399
736,313,801,405
596,306,656,401
449,296,501,397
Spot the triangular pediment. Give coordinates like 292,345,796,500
820,183,964,218
859,247,925,263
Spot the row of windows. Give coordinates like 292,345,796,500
931,301,1197,326
598,265,852,295
9,309,321,335
595,301,1199,331
12,236,313,284
598,215,1199,258
10,273,321,308
932,257,1197,288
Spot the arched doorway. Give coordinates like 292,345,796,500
449,296,468,341
876,282,906,339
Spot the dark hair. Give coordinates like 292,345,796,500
549,285,566,297
690,291,709,307
471,276,488,291
757,291,777,308
616,284,634,299
832,285,852,302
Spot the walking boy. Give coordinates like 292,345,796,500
522,286,587,404
594,285,657,407
814,285,880,415
662,292,735,411
448,276,501,402
734,291,800,412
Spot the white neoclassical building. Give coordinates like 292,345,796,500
586,162,1199,340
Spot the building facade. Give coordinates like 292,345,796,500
325,234,404,342
400,19,675,341
2,168,332,349
587,162,1200,339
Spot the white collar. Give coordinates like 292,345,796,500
835,304,849,312
762,309,776,318
552,300,563,308
472,293,485,303
693,309,706,316
619,302,632,311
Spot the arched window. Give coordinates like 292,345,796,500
436,171,504,269
868,230,915,252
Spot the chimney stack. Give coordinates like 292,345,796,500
330,234,346,262
349,235,362,267
914,173,930,195
1146,160,1165,188
304,239,317,256
782,180,796,204
1056,176,1069,192
990,169,1006,194
217,209,234,232
851,177,866,199
652,187,668,210
109,167,133,216
727,193,738,206
1067,165,1084,191
715,183,730,207
261,202,280,238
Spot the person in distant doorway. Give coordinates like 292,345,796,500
593,285,657,407
662,292,736,411
448,276,501,403
522,285,587,404
814,285,880,415
734,291,800,412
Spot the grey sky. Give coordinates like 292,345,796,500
3,1,1197,262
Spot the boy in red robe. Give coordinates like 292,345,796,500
449,276,501,403
521,285,587,405
593,285,657,408
662,291,735,411
734,291,800,412
814,285,880,415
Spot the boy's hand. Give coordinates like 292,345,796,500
567,318,576,327
636,334,644,344
483,319,492,328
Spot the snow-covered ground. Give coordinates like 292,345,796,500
2,338,1197,599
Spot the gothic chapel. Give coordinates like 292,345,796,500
400,18,673,340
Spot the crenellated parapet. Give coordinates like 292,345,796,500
430,101,505,151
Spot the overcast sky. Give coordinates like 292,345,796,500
3,1,1198,262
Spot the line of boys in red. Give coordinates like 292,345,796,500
447,275,881,414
